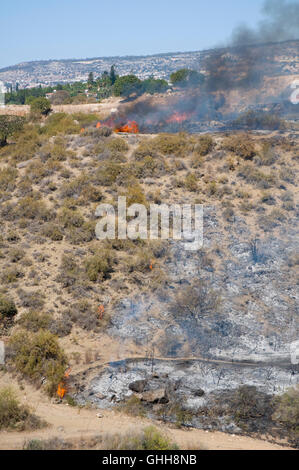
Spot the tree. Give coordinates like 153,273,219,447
87,72,94,88
142,78,168,95
30,97,51,116
110,65,117,85
113,74,142,97
170,68,205,88
0,115,24,147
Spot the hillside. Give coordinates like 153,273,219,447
0,111,298,448
0,40,298,88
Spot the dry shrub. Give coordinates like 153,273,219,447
65,300,99,331
0,167,18,192
0,386,46,431
151,133,189,156
194,135,214,156
238,164,277,189
18,310,51,332
223,134,256,160
172,281,221,320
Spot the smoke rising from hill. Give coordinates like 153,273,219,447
204,0,299,92
232,0,299,46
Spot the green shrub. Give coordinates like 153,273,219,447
2,125,44,163
9,329,67,396
85,250,112,281
0,294,17,318
30,97,51,116
0,387,44,431
41,113,80,136
273,386,299,433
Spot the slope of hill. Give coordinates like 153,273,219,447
0,40,298,88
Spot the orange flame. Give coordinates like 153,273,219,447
57,383,66,399
149,259,155,270
56,368,71,398
114,120,139,134
165,111,192,124
98,304,105,319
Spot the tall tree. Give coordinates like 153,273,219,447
110,65,116,85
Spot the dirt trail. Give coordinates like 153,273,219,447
0,371,292,450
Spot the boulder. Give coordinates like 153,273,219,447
141,388,168,404
129,379,147,393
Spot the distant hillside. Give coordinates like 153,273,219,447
0,40,298,88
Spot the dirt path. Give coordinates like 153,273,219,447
0,371,292,450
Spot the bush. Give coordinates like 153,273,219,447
66,301,99,331
18,311,51,332
233,110,286,130
0,167,18,192
273,386,299,445
184,173,198,192
30,97,51,116
0,115,24,147
194,135,214,156
151,133,189,156
85,250,112,281
1,124,44,163
106,137,129,154
223,134,256,160
0,387,45,431
41,113,80,136
104,426,178,450
42,223,64,241
0,294,17,318
172,281,221,320
9,329,67,396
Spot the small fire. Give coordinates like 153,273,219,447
149,259,155,270
97,117,139,134
56,368,71,399
57,383,66,399
114,120,139,134
165,111,193,124
98,304,105,319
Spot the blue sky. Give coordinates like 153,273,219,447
0,0,268,68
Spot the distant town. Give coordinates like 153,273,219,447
0,50,205,90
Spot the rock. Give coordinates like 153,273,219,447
17,159,34,169
194,388,205,397
129,380,147,393
141,388,168,404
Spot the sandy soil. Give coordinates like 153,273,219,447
0,97,122,117
0,371,292,450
